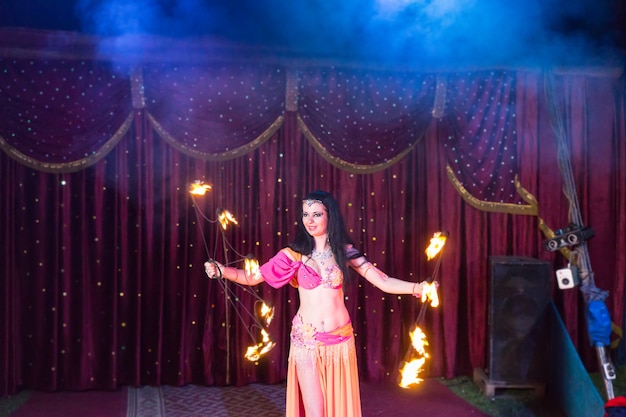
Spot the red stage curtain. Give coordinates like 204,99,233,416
1,30,625,397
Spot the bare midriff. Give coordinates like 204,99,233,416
296,285,350,332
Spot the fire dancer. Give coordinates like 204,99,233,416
205,190,426,417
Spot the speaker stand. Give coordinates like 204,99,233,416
473,368,546,397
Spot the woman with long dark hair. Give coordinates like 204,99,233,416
205,190,425,417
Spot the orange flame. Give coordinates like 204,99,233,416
399,326,430,388
421,281,439,308
257,302,274,327
189,180,212,196
425,232,447,260
244,329,276,362
244,257,262,281
254,299,275,328
218,209,238,230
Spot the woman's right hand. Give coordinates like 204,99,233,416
204,260,223,279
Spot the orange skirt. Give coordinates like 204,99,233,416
286,318,362,417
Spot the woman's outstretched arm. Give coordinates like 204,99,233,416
350,256,426,296
204,260,266,286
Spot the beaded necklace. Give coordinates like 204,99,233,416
311,248,333,266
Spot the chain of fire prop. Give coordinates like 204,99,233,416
189,180,276,384
398,231,447,389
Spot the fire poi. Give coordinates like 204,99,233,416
189,181,276,365
399,231,447,388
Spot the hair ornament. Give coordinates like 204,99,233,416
303,199,323,207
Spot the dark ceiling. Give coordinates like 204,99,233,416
1,0,625,66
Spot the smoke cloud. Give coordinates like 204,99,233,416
73,0,623,67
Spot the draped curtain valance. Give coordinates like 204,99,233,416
0,58,135,172
0,56,445,174
141,62,287,160
441,70,522,205
0,57,524,180
1,28,622,177
296,66,438,172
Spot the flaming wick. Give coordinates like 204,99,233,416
425,231,447,261
245,329,276,362
244,255,262,281
218,208,238,230
421,280,439,308
399,326,430,388
189,180,212,196
255,300,275,328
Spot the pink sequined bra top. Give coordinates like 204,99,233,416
259,247,343,290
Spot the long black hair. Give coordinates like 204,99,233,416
288,190,355,280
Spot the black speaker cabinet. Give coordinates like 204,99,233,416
488,256,551,385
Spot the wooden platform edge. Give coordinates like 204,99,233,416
473,368,546,397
